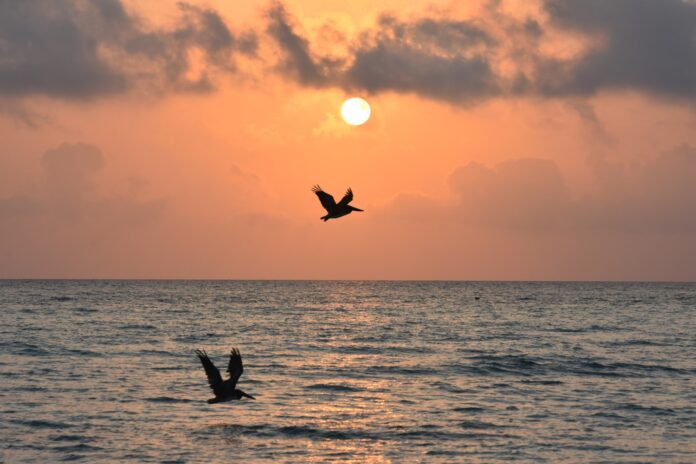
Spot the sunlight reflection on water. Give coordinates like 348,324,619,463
0,281,695,462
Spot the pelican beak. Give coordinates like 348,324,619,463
241,391,256,400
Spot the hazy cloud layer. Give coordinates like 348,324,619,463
0,0,256,99
449,158,573,229
0,142,163,223
383,146,696,234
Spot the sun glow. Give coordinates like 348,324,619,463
341,97,371,126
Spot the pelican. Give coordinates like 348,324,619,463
312,185,364,221
195,348,255,403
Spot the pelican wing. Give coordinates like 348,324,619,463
227,348,244,389
312,185,336,212
337,187,353,207
195,349,224,396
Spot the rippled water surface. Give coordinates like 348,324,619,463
1,281,695,463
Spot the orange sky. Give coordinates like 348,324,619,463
1,0,695,280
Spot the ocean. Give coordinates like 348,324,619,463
0,280,694,463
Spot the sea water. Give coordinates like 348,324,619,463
1,280,695,463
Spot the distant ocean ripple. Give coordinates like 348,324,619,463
1,281,695,463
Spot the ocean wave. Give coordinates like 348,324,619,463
450,354,543,376
50,434,91,442
2,341,50,356
393,428,513,440
146,396,194,403
448,354,692,378
426,449,464,456
569,360,692,377
305,383,362,392
459,420,509,429
2,280,694,463
278,425,375,440
604,339,665,347
73,307,98,314
364,365,432,375
63,348,102,357
616,403,676,415
118,324,157,330
173,333,221,343
205,423,493,443
453,406,487,413
51,443,103,454
13,419,74,429
520,379,564,385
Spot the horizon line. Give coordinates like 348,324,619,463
1,278,694,284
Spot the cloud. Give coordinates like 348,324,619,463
343,19,498,102
582,144,696,233
0,142,164,223
0,195,40,217
346,13,497,98
0,98,52,128
565,100,614,144
540,0,696,99
265,4,500,102
4,0,696,106
39,142,105,218
382,147,696,234
0,0,256,99
265,2,332,86
449,158,573,229
266,0,696,104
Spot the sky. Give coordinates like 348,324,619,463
1,0,695,280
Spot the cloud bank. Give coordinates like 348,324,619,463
0,0,256,99
0,142,163,223
268,0,696,104
382,145,696,234
3,0,696,105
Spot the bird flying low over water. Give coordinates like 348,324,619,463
195,348,255,404
312,185,364,221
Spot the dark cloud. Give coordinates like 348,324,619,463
344,17,498,101
565,100,614,144
345,44,492,101
266,0,696,103
0,0,256,99
265,2,331,86
540,0,696,98
265,4,499,101
3,0,696,105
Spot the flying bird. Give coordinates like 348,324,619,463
312,185,364,221
195,348,255,404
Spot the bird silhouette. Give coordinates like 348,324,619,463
312,185,364,221
195,348,255,404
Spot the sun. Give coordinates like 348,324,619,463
341,97,371,126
